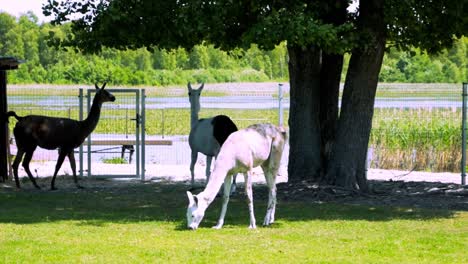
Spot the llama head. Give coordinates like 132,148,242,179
187,82,204,94
186,191,206,230
94,82,116,103
278,126,289,141
187,82,204,114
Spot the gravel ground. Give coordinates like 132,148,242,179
2,161,467,211
5,161,465,184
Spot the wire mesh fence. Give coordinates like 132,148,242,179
369,83,462,172
5,83,464,180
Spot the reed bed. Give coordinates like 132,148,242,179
371,107,461,172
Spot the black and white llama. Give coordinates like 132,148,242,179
187,82,238,189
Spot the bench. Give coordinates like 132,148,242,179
89,139,173,146
85,139,173,163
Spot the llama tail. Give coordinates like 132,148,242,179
5,111,22,122
268,125,288,165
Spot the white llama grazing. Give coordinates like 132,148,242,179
187,82,238,188
186,123,287,230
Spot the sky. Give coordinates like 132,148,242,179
0,0,50,22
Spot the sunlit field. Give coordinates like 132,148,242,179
0,181,466,263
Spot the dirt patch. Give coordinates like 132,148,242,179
276,180,468,211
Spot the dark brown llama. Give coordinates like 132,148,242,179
6,83,115,190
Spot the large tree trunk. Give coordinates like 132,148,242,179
317,1,347,182
326,0,387,191
287,45,322,182
319,53,343,180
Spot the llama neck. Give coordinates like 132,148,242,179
82,97,103,136
198,166,230,205
190,104,199,129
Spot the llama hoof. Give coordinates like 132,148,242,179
212,225,223,229
248,224,257,229
76,185,84,189
263,213,275,226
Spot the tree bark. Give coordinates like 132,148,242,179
317,0,347,182
319,53,343,180
327,0,387,191
287,45,322,182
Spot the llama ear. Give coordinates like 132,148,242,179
277,126,288,139
101,82,107,90
95,83,100,90
199,83,204,91
187,191,196,206
187,82,193,92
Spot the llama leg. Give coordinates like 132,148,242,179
205,155,213,182
190,150,198,186
213,174,233,229
12,149,25,189
21,150,41,189
261,142,282,226
67,151,83,189
262,167,277,226
245,170,256,229
50,151,67,190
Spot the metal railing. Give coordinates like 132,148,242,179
462,82,467,185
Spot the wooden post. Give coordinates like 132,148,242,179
0,57,20,182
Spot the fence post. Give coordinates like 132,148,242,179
141,89,146,181
278,83,284,126
0,57,20,183
462,83,467,185
367,146,374,170
79,88,84,177
161,108,165,138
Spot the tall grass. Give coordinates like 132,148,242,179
371,107,461,172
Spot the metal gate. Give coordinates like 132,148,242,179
79,88,146,180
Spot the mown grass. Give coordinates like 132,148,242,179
6,107,285,136
0,181,466,263
101,157,127,164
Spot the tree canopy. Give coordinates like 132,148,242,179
44,1,465,53
1,10,465,85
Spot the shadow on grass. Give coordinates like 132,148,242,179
0,180,460,226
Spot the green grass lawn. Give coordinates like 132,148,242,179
0,180,467,263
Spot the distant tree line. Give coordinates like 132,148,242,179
1,12,466,85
